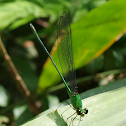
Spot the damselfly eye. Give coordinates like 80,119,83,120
77,109,81,115
85,108,88,114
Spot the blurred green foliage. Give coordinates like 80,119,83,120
38,0,126,92
0,0,126,125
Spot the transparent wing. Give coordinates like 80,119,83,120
57,11,78,94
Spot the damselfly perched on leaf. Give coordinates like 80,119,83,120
30,11,88,126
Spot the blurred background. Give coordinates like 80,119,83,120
0,0,126,125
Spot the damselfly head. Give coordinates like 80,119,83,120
77,108,88,116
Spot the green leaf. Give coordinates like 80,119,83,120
21,78,126,126
0,0,71,31
0,1,48,31
9,15,35,30
38,0,126,92
87,0,107,9
0,85,9,107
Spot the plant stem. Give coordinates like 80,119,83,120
0,36,41,115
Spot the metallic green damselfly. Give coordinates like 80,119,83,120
30,11,88,125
